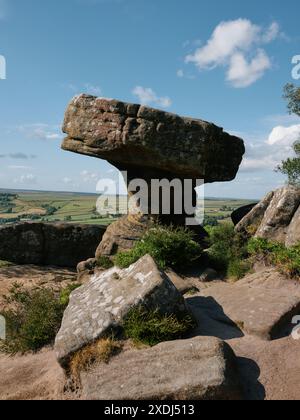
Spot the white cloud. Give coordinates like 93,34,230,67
227,49,271,88
262,22,280,43
267,124,300,146
62,82,102,96
185,19,281,87
239,123,300,172
14,174,37,185
84,83,102,96
132,86,172,108
62,177,73,184
80,170,100,183
176,69,196,80
17,124,61,141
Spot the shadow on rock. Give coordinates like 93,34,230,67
187,296,245,340
236,357,266,401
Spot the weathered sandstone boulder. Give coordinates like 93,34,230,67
81,336,242,400
0,223,106,267
235,186,300,246
55,255,189,367
62,95,245,254
231,203,258,226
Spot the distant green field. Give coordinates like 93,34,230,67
0,190,256,227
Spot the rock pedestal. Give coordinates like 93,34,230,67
62,95,245,254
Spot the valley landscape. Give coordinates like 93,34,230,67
0,189,255,227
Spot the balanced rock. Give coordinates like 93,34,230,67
54,255,189,367
81,336,242,400
236,186,300,246
62,95,245,254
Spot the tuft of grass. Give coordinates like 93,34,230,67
0,285,66,354
0,260,14,268
59,283,81,307
114,225,202,271
69,337,123,383
96,256,114,270
122,306,196,347
248,238,300,278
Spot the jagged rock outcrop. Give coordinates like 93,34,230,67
81,336,242,400
0,223,106,267
231,203,258,226
62,95,245,254
55,255,189,367
235,186,300,247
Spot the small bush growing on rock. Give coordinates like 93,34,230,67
207,223,249,275
0,286,66,354
227,259,252,281
122,306,196,347
248,238,300,278
114,225,202,270
59,283,81,307
96,256,114,270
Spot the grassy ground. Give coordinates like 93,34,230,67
0,190,254,226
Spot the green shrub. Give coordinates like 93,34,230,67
114,225,202,270
123,306,196,346
96,256,114,270
59,283,81,307
227,259,252,281
0,260,13,268
248,238,300,278
0,286,66,354
207,223,249,273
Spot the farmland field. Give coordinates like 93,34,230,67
0,189,256,227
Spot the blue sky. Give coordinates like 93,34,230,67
0,0,299,199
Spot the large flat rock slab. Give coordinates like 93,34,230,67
62,95,245,182
81,336,242,400
55,255,188,367
187,269,300,341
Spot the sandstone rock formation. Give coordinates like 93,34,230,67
55,255,189,367
0,223,106,267
231,203,258,226
235,185,300,247
62,94,245,254
187,268,300,341
81,336,242,400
